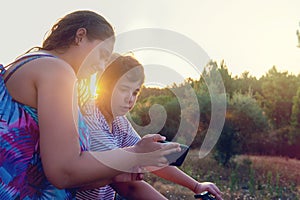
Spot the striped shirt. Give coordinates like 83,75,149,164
76,101,140,200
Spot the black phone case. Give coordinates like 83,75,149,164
159,141,190,166
194,191,216,200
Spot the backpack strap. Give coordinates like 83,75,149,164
4,54,56,83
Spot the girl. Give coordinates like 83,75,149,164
78,54,223,200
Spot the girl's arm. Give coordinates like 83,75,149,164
151,166,223,200
151,166,198,192
35,58,180,189
111,181,167,200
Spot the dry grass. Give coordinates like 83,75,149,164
238,155,300,185
145,150,300,200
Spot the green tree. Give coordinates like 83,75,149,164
137,86,174,101
220,60,235,96
291,87,300,129
200,60,233,96
233,71,261,96
258,66,299,128
129,95,181,139
213,118,239,166
214,92,268,165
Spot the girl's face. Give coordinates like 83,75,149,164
110,75,142,117
78,38,114,79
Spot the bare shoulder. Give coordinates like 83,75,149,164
3,56,78,109
33,57,77,80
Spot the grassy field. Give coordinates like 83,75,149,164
145,150,300,200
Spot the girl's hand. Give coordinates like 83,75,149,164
194,182,223,200
131,134,181,168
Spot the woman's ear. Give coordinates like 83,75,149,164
75,28,87,45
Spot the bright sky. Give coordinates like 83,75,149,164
1,0,300,86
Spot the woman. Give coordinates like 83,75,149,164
77,54,223,200
0,10,180,199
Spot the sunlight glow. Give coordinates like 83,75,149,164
90,73,97,98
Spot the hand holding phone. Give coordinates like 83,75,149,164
194,191,216,200
159,140,190,166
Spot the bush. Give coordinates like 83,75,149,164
214,92,269,165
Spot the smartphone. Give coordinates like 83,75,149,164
159,140,190,166
194,191,216,200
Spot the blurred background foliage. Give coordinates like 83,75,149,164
128,60,300,166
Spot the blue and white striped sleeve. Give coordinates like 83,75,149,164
119,117,141,147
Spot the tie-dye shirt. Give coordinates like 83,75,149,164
0,55,90,199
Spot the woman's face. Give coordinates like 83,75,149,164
78,38,114,79
110,75,142,117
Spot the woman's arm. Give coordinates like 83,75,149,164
35,59,180,189
78,171,143,191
